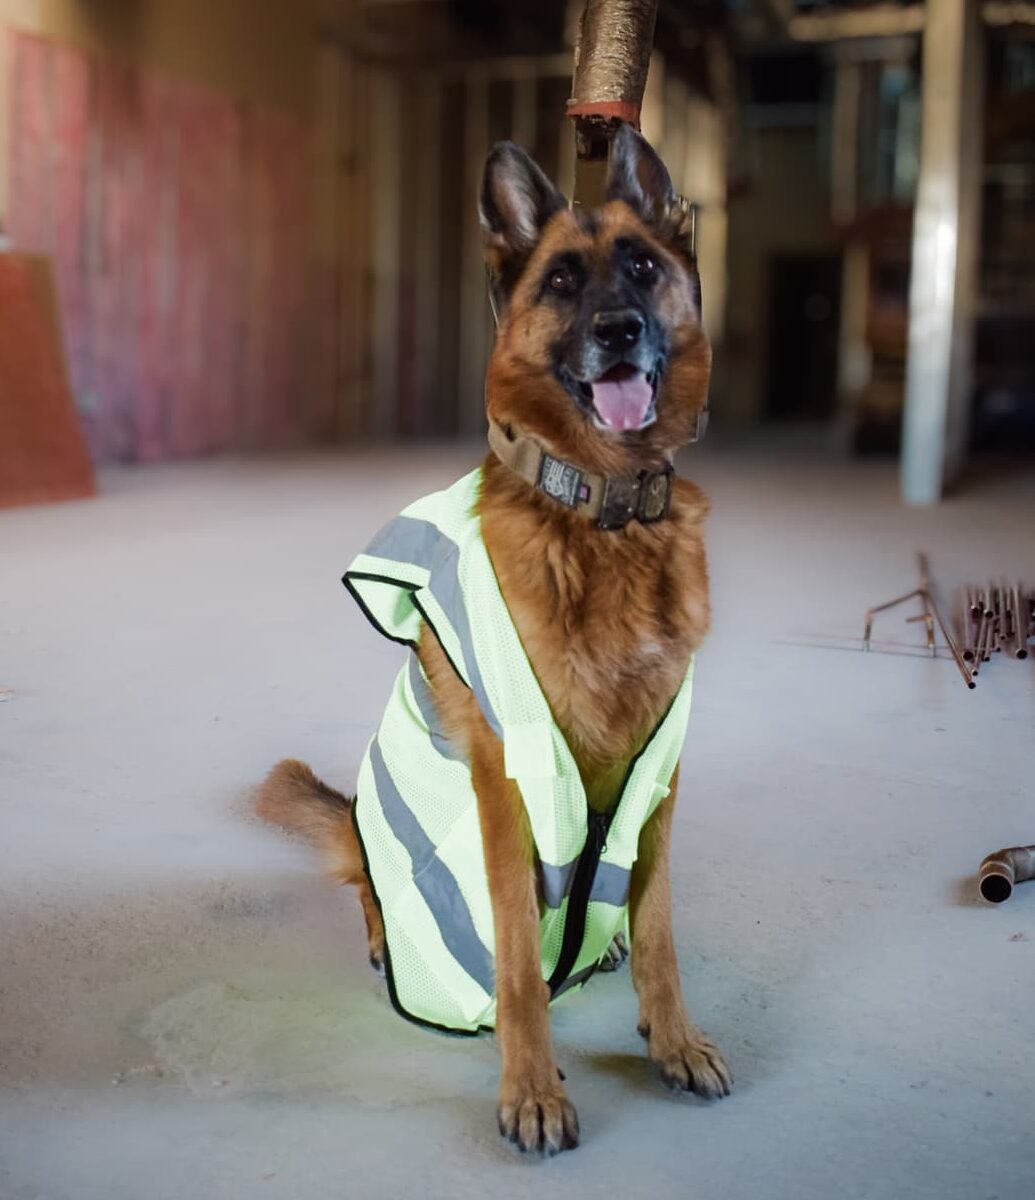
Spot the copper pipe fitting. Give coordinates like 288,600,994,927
978,845,1035,904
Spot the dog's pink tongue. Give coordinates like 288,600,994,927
590,369,652,431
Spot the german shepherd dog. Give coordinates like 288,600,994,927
256,124,730,1154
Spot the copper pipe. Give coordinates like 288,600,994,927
979,600,993,661
863,587,924,649
924,576,976,689
1003,583,1016,653
905,610,936,655
961,592,975,662
571,0,657,113
978,845,1035,904
1012,585,1029,660
569,0,659,206
970,609,989,676
970,611,986,676
862,558,974,688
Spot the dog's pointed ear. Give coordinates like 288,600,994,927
606,123,676,224
480,142,565,274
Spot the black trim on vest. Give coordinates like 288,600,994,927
350,798,483,1038
342,570,470,695
546,692,680,997
344,566,676,1026
345,568,496,1036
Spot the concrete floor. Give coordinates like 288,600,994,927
1,438,1033,1200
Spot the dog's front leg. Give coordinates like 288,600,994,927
469,743,580,1155
630,765,732,1098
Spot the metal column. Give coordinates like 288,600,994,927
901,0,984,504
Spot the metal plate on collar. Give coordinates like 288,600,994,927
637,467,673,523
598,475,639,530
598,467,673,531
538,454,583,508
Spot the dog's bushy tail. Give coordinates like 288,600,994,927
255,759,363,884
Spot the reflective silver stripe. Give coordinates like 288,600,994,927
540,860,571,909
540,857,631,909
369,738,495,996
362,515,503,741
590,861,631,906
365,513,443,576
407,652,465,764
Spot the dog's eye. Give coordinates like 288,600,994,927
548,266,578,296
631,253,658,281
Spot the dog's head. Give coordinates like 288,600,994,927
481,124,710,476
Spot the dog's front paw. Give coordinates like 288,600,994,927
497,1074,580,1155
639,1021,732,1099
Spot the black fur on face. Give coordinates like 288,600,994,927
481,125,708,459
540,223,671,427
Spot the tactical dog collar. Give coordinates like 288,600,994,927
487,415,706,531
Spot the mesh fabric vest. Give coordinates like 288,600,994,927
345,468,695,1033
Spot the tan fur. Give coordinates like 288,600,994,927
479,457,709,801
256,187,729,1154
630,768,731,1096
255,760,384,967
429,197,726,1147
486,203,711,481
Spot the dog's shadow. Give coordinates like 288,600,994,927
553,951,788,1123
579,1050,719,1105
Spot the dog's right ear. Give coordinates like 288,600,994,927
480,141,565,288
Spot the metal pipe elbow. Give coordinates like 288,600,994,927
978,845,1035,904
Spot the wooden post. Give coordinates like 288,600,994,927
370,68,402,440
413,70,443,436
458,72,490,435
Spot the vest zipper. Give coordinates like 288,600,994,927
544,689,681,998
547,808,612,996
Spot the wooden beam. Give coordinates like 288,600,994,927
789,0,1035,39
790,5,925,40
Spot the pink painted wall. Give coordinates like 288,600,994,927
5,29,333,461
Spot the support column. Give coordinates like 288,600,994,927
901,0,984,504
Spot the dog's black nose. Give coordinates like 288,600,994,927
592,308,644,351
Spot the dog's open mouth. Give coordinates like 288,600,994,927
567,364,660,433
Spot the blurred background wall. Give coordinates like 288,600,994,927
1,0,1034,493
0,0,331,461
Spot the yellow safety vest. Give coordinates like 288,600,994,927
345,468,695,1034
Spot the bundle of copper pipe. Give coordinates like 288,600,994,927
864,559,1033,691
863,553,976,689
960,581,1032,672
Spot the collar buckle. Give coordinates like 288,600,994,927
598,465,673,531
